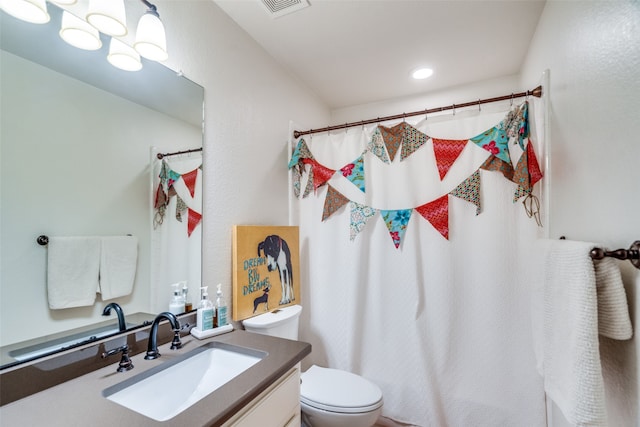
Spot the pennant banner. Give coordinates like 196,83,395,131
288,138,314,169
432,138,468,180
349,202,377,241
380,209,412,249
415,195,449,240
400,122,429,160
481,154,514,181
187,208,201,237
340,155,366,193
305,159,336,191
527,141,543,187
181,169,198,198
323,185,350,221
449,170,482,215
368,127,390,164
470,125,511,165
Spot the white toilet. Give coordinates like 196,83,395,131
242,305,383,427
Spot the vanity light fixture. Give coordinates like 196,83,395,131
49,0,77,4
59,10,102,50
86,0,127,37
107,37,142,72
0,0,50,24
133,0,167,61
412,67,434,80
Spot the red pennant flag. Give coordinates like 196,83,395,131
181,169,198,197
527,142,543,187
415,195,449,240
432,138,468,180
305,159,336,191
187,208,201,237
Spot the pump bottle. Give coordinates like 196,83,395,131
214,283,228,327
169,284,184,315
196,286,215,331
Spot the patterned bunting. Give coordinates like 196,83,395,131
449,170,482,215
400,123,429,160
368,127,390,164
175,195,187,221
288,138,314,169
187,208,201,237
340,155,365,192
513,185,530,202
322,185,350,221
480,154,514,181
380,209,412,249
292,166,302,198
432,138,468,180
504,102,529,150
527,142,543,187
378,123,404,162
415,195,449,240
304,159,336,191
349,202,377,241
181,169,198,197
302,164,314,198
470,125,511,165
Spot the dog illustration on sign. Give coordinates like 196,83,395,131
257,235,294,305
253,286,270,313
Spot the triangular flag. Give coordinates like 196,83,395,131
340,155,365,193
175,195,187,221
415,195,449,240
181,168,198,198
288,138,314,169
504,101,529,150
470,125,511,165
292,166,302,198
380,209,412,249
432,138,468,180
513,185,530,202
449,170,482,215
480,154,515,181
527,141,543,187
512,148,530,191
400,122,429,160
368,127,390,164
322,185,350,221
302,164,314,198
304,159,336,191
187,208,201,237
349,201,377,241
154,182,167,209
378,123,404,162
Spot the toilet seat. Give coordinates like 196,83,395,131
300,365,383,414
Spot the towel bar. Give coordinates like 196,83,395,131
590,240,640,270
37,234,134,246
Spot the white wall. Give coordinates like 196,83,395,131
154,1,330,310
520,1,639,425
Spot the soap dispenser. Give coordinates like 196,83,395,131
196,286,215,331
169,283,185,315
181,281,192,312
214,283,228,327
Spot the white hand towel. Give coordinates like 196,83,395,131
534,239,633,427
47,237,100,309
99,236,138,300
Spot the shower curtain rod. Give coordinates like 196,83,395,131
292,85,542,139
156,147,202,160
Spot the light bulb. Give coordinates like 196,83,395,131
134,11,168,61
59,11,102,51
108,38,142,72
86,0,127,37
0,0,49,24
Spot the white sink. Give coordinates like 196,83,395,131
103,342,266,421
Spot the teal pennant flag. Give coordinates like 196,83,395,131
380,209,412,249
340,155,365,193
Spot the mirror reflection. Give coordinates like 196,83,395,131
0,4,204,368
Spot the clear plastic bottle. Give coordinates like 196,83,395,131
196,286,215,331
214,283,228,327
181,281,192,312
169,284,184,314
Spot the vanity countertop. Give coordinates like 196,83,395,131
0,330,311,426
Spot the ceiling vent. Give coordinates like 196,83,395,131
259,0,310,18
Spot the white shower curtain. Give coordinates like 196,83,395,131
150,150,202,314
292,100,547,426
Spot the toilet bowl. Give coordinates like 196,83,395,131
242,305,384,427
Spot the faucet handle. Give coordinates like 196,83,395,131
170,329,183,350
102,344,134,373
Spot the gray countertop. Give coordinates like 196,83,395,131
0,329,311,426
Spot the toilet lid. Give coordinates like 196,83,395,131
300,365,383,414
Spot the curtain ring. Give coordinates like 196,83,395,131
403,113,406,122
425,108,428,121
345,123,348,134
452,103,456,116
510,93,514,106
478,99,481,112
361,120,365,131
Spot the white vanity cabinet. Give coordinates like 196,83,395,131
223,364,301,427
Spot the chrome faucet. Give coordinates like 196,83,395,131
102,302,127,332
145,311,182,360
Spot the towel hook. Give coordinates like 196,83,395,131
37,235,49,246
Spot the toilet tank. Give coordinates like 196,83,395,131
242,305,302,340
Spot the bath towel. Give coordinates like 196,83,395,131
533,239,633,427
47,236,101,309
99,236,138,300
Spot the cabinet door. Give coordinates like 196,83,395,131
226,366,300,427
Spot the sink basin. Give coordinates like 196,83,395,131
102,342,266,421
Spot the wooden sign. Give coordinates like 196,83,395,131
232,225,300,321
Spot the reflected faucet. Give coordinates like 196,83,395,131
145,312,182,360
102,303,127,332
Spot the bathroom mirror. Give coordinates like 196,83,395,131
0,4,204,368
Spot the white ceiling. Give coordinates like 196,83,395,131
213,0,546,109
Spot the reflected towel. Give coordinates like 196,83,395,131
534,239,632,427
99,236,138,300
47,237,100,309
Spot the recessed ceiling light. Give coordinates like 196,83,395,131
412,68,434,80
